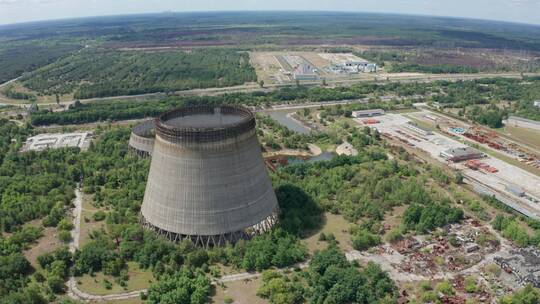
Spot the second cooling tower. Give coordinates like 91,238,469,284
141,105,278,246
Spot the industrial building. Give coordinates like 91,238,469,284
128,120,155,158
340,60,378,73
404,121,433,136
352,109,385,118
440,147,484,162
141,105,279,247
22,132,92,152
293,64,318,81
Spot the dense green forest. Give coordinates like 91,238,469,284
29,81,423,125
2,12,540,51
0,118,419,302
355,50,516,73
20,49,256,99
0,120,78,302
29,77,540,128
0,120,77,233
389,63,479,74
0,42,79,84
258,245,397,304
1,110,539,301
0,123,312,302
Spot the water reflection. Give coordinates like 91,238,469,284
263,109,310,134
281,151,336,166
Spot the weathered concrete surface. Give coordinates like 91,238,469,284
142,106,278,239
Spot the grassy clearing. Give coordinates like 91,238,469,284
382,206,408,229
211,276,268,304
23,225,62,268
496,125,540,151
76,262,154,296
79,194,106,247
303,213,353,253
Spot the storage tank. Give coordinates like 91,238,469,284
141,105,278,247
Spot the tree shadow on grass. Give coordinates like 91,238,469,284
275,183,325,239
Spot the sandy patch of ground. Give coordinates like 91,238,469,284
335,141,358,156
211,277,268,304
23,226,62,268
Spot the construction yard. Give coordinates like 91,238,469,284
250,51,378,84
407,110,540,173
354,111,540,221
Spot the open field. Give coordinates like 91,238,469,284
496,125,540,152
79,194,106,247
303,213,354,253
211,277,268,304
75,262,154,296
23,225,62,268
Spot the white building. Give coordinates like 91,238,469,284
534,101,540,108
352,109,385,118
340,61,378,73
404,121,433,136
22,132,92,152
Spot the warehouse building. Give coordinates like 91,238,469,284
404,121,433,136
440,147,484,162
293,64,319,81
352,109,385,118
340,60,378,73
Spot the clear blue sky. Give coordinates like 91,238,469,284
0,0,539,26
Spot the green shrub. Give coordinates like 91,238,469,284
93,211,106,222
58,230,72,243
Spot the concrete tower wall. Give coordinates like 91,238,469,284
141,105,278,246
129,120,155,157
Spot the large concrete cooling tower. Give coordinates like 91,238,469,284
141,105,278,247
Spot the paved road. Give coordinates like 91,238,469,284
2,72,538,108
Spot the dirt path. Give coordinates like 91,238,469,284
66,187,150,301
69,186,82,254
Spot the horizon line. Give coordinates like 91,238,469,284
1,9,540,28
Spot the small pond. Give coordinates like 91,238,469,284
263,109,310,134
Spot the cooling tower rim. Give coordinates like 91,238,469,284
156,105,256,143
132,119,156,138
